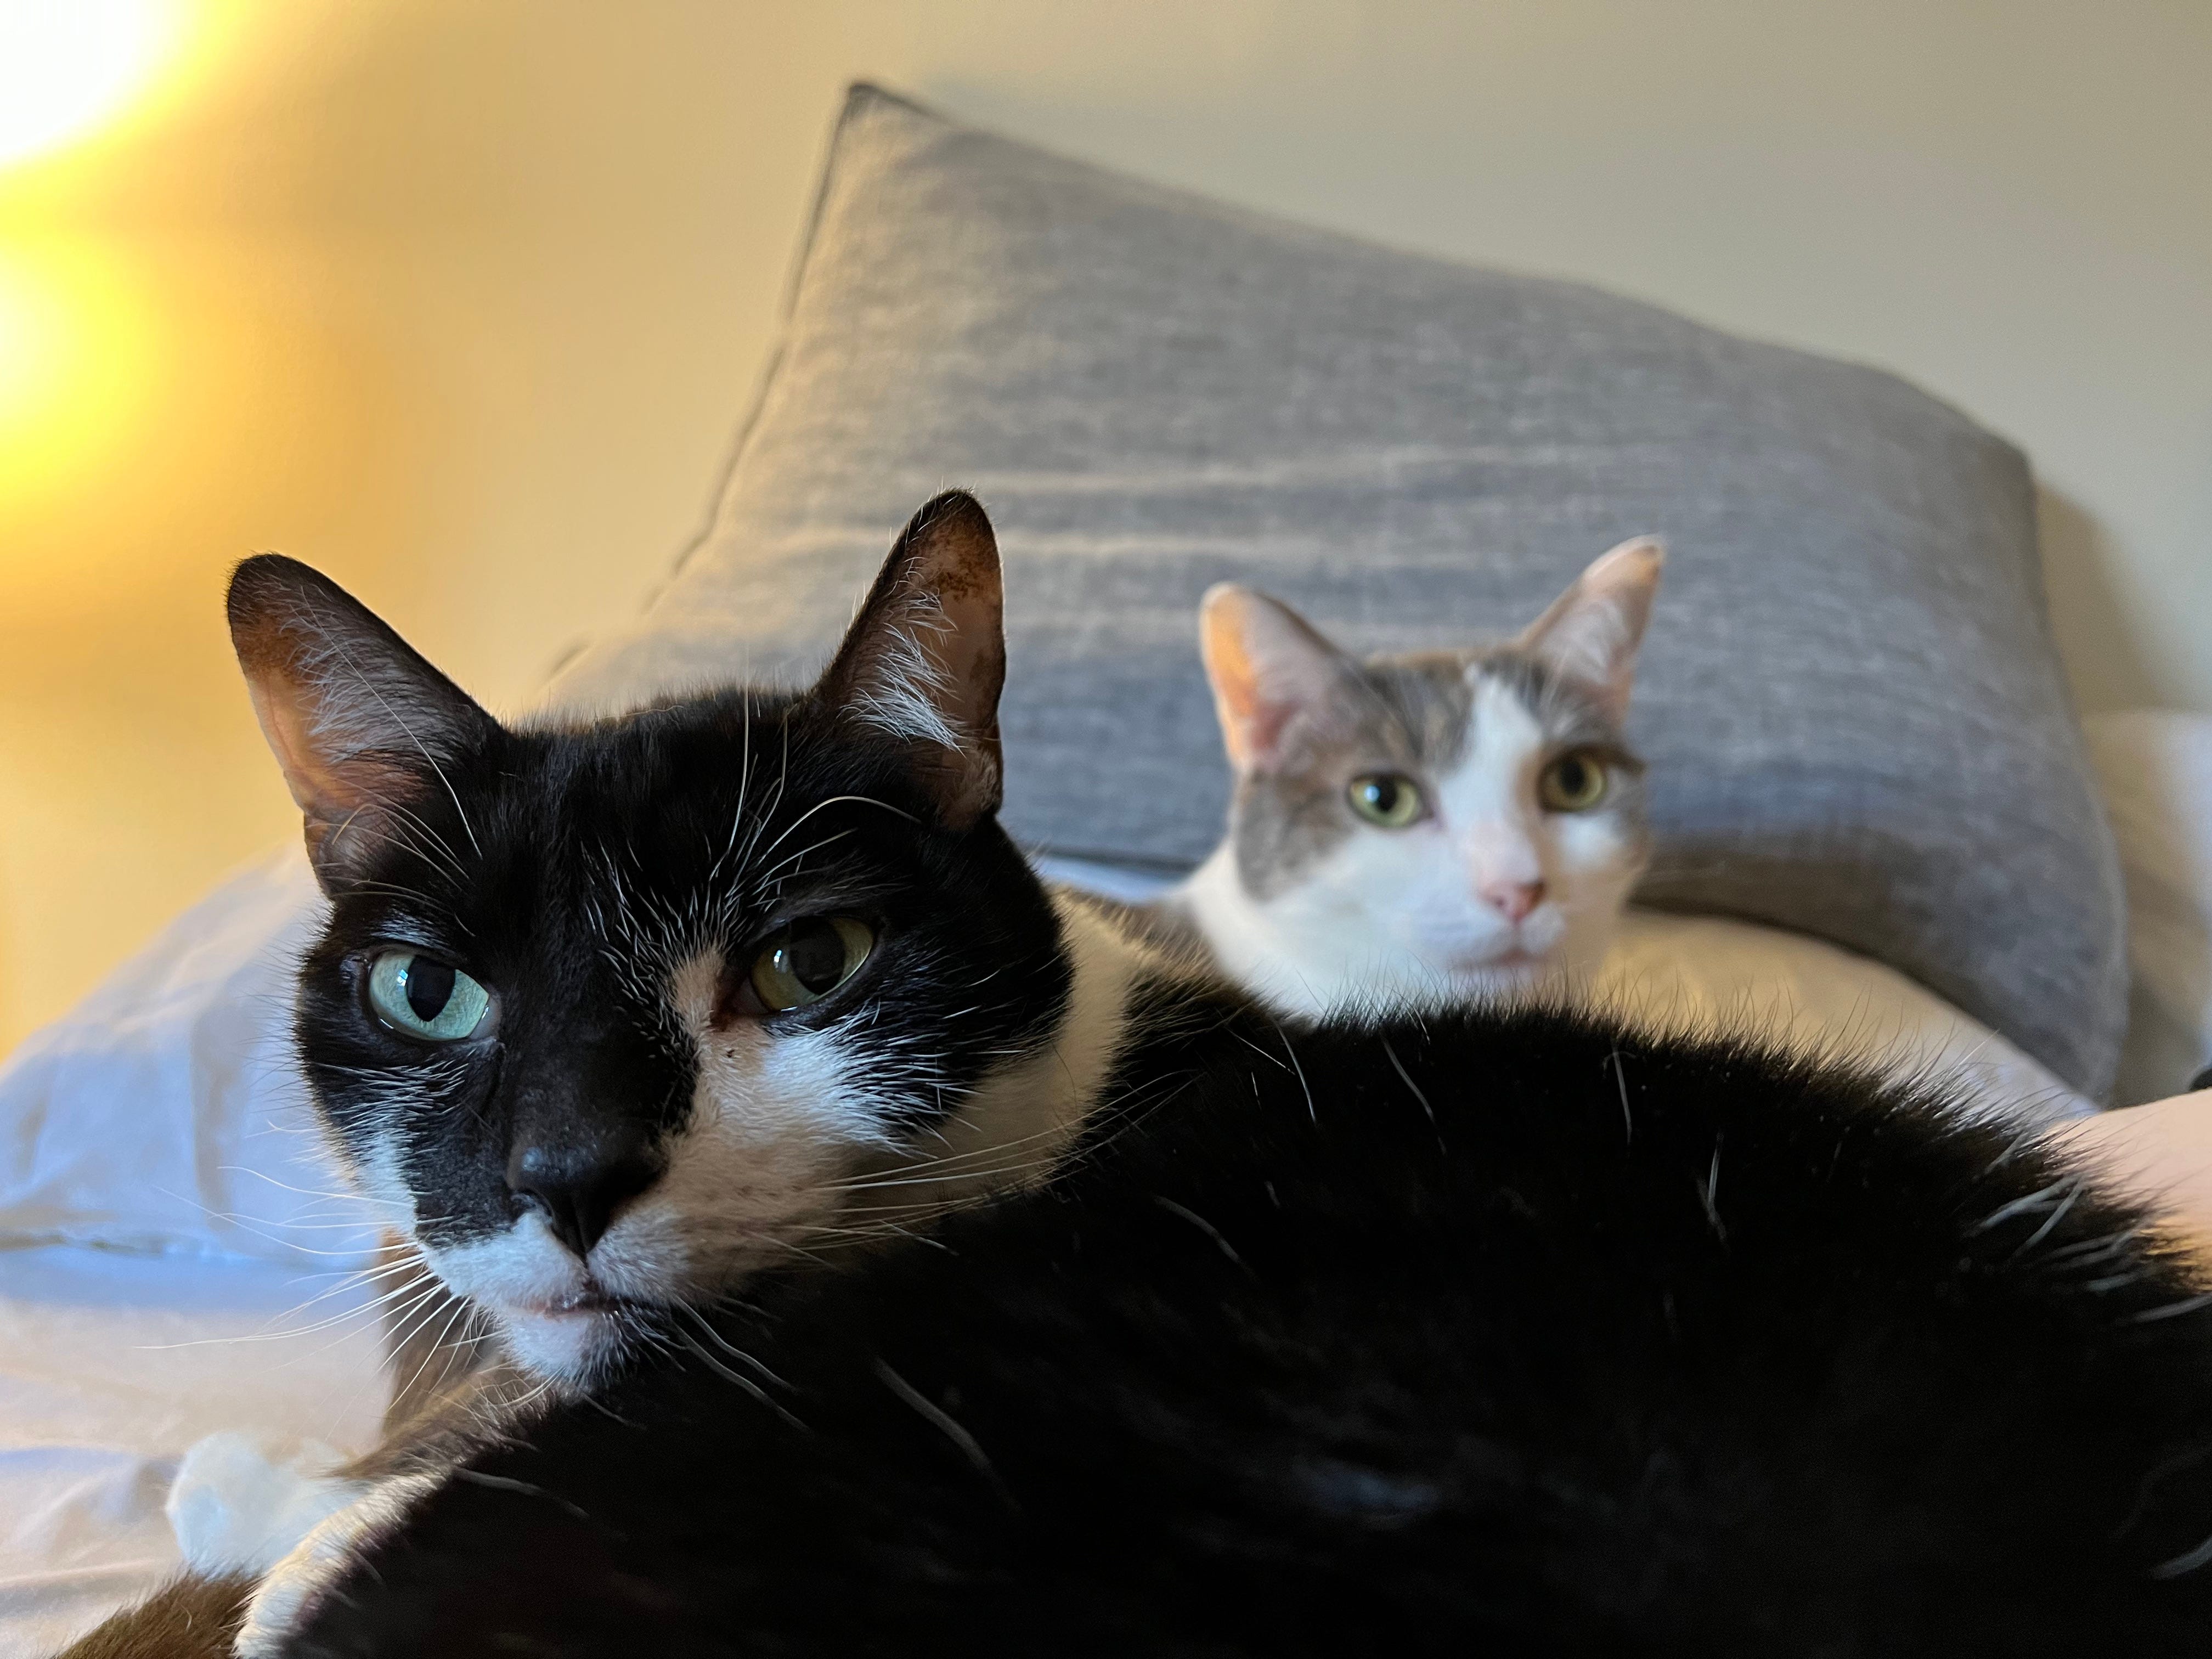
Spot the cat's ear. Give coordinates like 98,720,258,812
1199,585,1355,773
1515,537,1665,723
228,555,499,894
817,490,1007,830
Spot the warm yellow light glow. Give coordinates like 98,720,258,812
0,246,70,456
0,0,181,168
0,236,154,512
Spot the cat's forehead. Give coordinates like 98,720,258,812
359,689,912,938
1355,646,1621,764
520,689,803,804
511,690,891,840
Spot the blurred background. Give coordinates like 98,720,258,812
1,0,2207,1055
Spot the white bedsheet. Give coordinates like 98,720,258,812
0,1246,387,1655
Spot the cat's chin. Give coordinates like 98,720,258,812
1431,946,1549,988
492,1294,645,1384
1449,947,1541,973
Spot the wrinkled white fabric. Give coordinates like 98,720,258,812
0,848,383,1267
0,1245,386,1654
167,1429,356,1578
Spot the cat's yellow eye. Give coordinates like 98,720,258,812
1538,752,1609,812
747,917,876,1013
1347,773,1424,829
366,952,493,1042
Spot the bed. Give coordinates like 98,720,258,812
5,86,2207,1654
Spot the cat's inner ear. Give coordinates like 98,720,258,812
1199,585,1355,773
1515,537,1666,724
227,554,499,894
817,490,1007,830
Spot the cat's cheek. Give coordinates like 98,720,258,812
1514,906,1571,957
645,1091,861,1286
353,1133,422,1223
651,969,913,1283
1551,811,1646,898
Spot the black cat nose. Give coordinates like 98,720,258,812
506,1130,660,1260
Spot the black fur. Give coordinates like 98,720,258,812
184,498,2212,1656
283,970,2212,1655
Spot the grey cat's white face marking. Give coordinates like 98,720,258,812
1181,539,1662,1019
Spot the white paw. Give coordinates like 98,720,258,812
238,1472,442,1658
165,1429,363,1578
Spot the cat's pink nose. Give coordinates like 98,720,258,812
1480,878,1545,923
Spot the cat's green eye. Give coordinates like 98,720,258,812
1347,773,1424,829
1538,751,1610,812
747,917,876,1014
366,952,493,1042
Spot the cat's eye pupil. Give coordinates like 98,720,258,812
403,956,455,1022
1539,750,1609,812
365,950,491,1042
1347,772,1422,828
776,922,850,995
745,916,876,1015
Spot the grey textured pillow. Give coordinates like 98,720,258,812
545,84,2125,1097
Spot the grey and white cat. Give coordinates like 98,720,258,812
1154,538,1663,1017
1142,554,2084,1118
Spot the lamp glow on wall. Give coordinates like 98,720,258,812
0,0,182,168
0,1,187,514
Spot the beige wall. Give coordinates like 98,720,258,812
2,0,2207,1053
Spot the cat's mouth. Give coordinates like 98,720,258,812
421,1226,681,1381
488,1285,658,1383
503,1285,657,1325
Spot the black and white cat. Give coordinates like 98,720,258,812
64,497,1151,1657
236,500,1142,1396
1153,540,1661,1014
71,493,2212,1657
